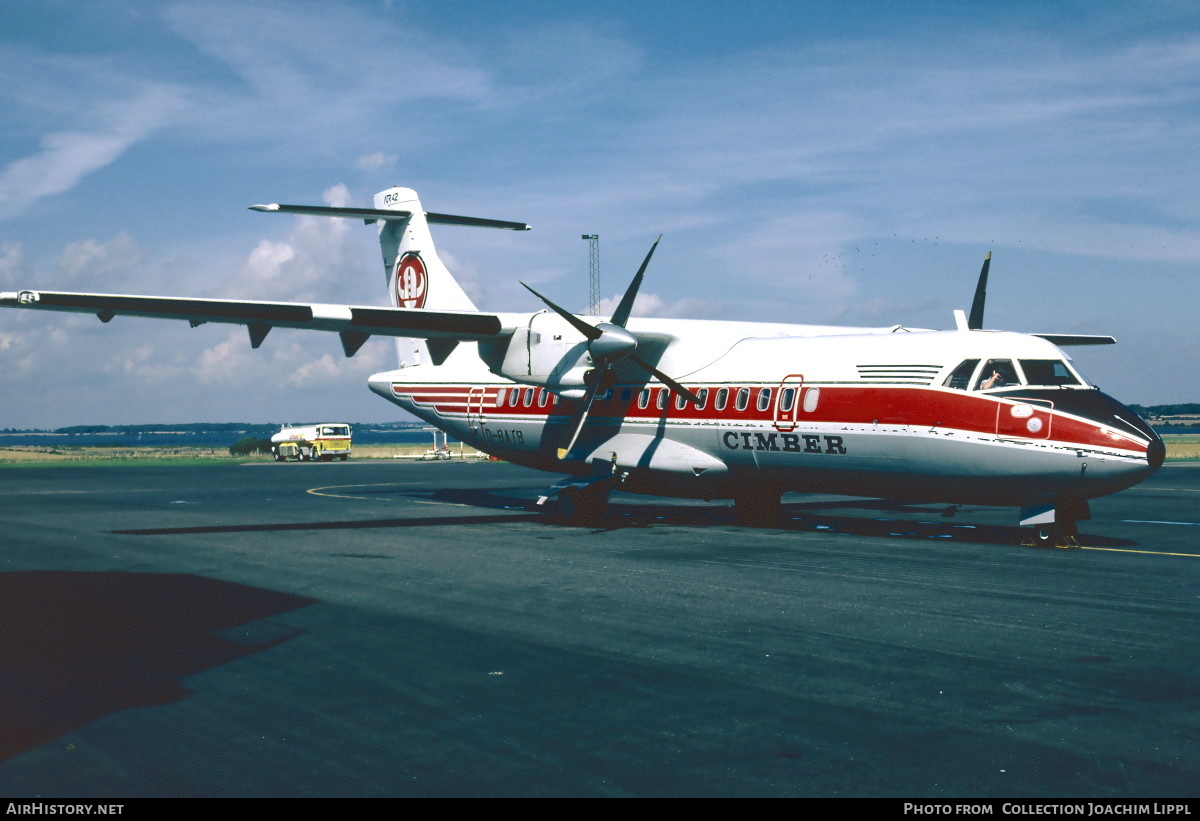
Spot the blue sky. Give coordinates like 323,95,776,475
1,0,1197,428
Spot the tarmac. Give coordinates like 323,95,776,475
1,458,1198,797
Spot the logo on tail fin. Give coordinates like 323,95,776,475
394,252,428,309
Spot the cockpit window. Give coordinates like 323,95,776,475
975,359,1020,391
1020,359,1081,386
944,359,980,390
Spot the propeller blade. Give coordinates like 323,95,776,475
556,370,609,459
610,234,662,328
520,282,601,341
631,355,701,404
967,251,991,330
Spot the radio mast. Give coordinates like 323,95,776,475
582,233,600,315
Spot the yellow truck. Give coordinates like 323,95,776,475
270,423,352,462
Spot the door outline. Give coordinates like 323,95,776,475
467,387,487,431
773,374,805,432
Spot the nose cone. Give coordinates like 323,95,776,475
1146,430,1166,472
1013,388,1164,487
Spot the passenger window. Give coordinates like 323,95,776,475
621,389,632,402
509,388,520,407
1020,359,1081,386
802,387,820,413
638,388,650,409
757,387,772,412
694,388,708,410
944,359,980,391
735,388,750,411
975,359,1020,390
675,393,688,410
715,388,729,411
523,388,535,406
656,388,668,410
495,388,507,407
538,389,550,407
780,387,796,412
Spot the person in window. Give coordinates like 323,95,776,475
980,370,1004,390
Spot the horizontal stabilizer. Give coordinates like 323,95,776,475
1033,333,1117,346
250,203,530,231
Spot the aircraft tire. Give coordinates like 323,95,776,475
734,492,781,526
1033,520,1079,549
558,486,606,526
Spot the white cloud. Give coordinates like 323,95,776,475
357,152,396,173
56,232,145,283
0,241,25,286
287,353,340,387
245,240,296,282
0,87,185,218
595,290,720,320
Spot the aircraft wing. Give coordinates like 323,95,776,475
0,289,507,356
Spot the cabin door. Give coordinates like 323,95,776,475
773,374,805,432
467,387,487,431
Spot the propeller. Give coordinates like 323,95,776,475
520,235,700,459
967,251,991,330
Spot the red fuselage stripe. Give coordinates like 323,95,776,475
390,384,1147,454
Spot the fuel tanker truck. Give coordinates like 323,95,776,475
270,423,352,462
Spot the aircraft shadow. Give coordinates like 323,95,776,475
111,485,1137,549
416,488,1140,550
0,571,315,762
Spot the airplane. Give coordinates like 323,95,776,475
0,187,1164,546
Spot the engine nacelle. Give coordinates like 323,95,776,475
479,310,595,393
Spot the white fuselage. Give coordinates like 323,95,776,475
368,317,1162,507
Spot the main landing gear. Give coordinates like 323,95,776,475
556,484,610,526
734,491,782,526
539,475,624,527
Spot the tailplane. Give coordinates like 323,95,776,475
250,187,529,365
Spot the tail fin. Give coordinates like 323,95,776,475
250,187,529,365
373,187,478,314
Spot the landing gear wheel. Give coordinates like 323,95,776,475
734,492,782,526
558,486,607,526
1033,521,1079,549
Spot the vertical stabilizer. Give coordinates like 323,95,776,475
250,188,530,367
374,187,475,367
373,187,480,315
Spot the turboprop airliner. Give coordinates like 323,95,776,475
0,187,1164,546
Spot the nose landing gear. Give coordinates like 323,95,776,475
1021,500,1087,549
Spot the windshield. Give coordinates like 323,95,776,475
1019,359,1082,387
975,359,1020,391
